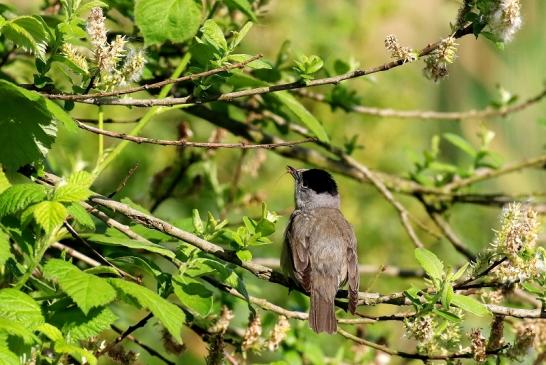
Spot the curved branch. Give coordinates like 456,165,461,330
297,87,546,120
75,120,316,149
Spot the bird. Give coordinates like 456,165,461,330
281,166,360,333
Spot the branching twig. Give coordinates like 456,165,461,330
97,313,154,356
48,26,473,107
297,88,546,120
75,120,316,149
44,55,263,101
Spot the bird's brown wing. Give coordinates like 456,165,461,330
342,220,360,314
283,210,312,291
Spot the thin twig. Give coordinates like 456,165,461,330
297,87,546,120
107,163,140,198
97,313,154,356
75,120,316,149
111,325,176,365
44,54,263,101
427,210,475,260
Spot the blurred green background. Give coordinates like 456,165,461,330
6,0,546,363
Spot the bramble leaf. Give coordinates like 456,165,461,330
43,259,117,314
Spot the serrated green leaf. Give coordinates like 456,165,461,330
43,259,116,315
0,318,37,343
224,0,256,21
443,133,477,158
0,80,58,170
236,249,252,262
67,203,95,229
110,279,185,342
135,0,202,46
0,345,18,365
36,323,63,342
33,201,68,233
86,234,176,259
201,19,227,51
173,276,213,317
53,183,91,203
51,306,117,341
0,16,49,56
0,288,44,329
67,171,93,188
54,341,97,365
451,294,490,317
414,248,444,280
0,184,47,217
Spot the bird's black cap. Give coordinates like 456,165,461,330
301,169,338,195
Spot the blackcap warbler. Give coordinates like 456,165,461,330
282,166,359,333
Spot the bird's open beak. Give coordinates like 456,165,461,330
286,165,299,179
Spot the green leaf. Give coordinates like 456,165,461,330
230,21,253,50
224,0,256,21
0,229,12,270
200,19,227,51
236,249,252,262
0,169,10,194
0,184,47,217
53,182,92,202
192,209,204,234
271,92,329,142
68,170,93,188
173,276,213,317
0,318,36,344
443,133,477,158
0,346,18,365
134,0,202,46
433,309,461,323
414,248,444,280
51,307,118,341
0,16,49,56
44,99,77,131
110,279,185,342
86,234,176,259
67,203,95,230
54,341,97,365
451,263,469,282
36,323,63,342
43,259,117,315
0,80,58,170
33,201,68,233
451,294,490,317
0,288,44,329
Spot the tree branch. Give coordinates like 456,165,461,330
296,87,546,120
44,54,263,101
75,120,316,149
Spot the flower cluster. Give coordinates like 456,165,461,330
242,315,263,352
508,323,535,360
77,7,146,90
470,329,487,363
209,306,234,334
423,37,458,82
384,34,417,63
266,315,290,351
488,0,522,43
61,44,89,73
404,313,463,355
490,203,542,283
